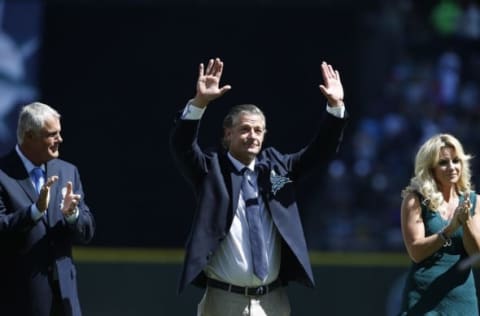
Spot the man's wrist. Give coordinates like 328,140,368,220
181,100,206,120
65,207,79,223
326,103,345,118
191,96,209,108
31,204,45,221
327,99,344,107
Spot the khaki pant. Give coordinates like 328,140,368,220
197,286,291,316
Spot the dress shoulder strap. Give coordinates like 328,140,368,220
412,191,430,217
469,191,477,216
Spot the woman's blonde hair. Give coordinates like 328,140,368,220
402,133,473,210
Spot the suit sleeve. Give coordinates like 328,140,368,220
0,189,36,233
67,166,95,244
169,113,207,187
287,111,348,180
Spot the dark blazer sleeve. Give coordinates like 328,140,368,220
0,153,39,233
169,113,208,188
277,111,348,181
66,165,95,244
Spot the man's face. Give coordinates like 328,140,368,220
25,116,63,165
225,113,265,165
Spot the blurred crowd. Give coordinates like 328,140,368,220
304,0,480,251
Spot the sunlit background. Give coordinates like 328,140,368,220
1,0,479,315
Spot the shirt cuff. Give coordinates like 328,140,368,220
181,102,206,120
31,204,45,221
65,207,79,224
326,103,345,118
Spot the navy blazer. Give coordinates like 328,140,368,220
170,110,348,294
0,150,95,316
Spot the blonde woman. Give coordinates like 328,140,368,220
400,133,480,315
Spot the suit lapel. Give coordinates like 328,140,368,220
45,160,61,227
255,160,271,203
3,151,38,203
218,152,242,220
18,174,38,203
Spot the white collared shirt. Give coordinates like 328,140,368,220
203,153,281,287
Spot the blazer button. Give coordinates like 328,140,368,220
206,251,213,261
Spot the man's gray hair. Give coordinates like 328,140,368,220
17,102,61,144
223,104,266,130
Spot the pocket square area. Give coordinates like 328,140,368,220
270,170,292,195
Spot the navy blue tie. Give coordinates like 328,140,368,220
241,167,268,281
31,167,44,194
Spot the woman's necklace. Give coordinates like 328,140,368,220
438,197,459,221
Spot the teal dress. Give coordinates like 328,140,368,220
400,192,479,316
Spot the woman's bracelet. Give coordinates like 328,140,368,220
438,228,452,247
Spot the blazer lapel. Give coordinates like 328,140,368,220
255,159,272,204
2,151,38,203
18,174,38,203
45,160,61,227
218,152,242,220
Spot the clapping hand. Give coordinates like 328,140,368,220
61,181,81,216
36,176,59,212
455,198,472,225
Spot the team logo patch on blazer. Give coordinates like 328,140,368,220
270,170,292,195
